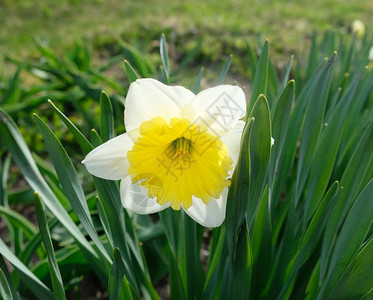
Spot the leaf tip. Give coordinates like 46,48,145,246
258,94,267,100
289,79,295,85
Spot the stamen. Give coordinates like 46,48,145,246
173,137,191,159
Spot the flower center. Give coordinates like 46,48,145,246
171,137,191,163
127,116,232,210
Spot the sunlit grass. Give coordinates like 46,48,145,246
1,0,373,64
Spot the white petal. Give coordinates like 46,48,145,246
221,120,245,176
184,188,228,227
124,78,195,132
181,85,246,137
82,133,133,180
120,176,170,214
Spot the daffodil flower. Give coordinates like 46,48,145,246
82,78,246,227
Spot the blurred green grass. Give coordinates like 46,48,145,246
1,0,372,66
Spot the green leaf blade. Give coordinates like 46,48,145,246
100,91,115,142
218,55,233,84
33,113,112,267
160,33,170,84
328,236,373,300
108,248,133,300
322,178,373,298
248,40,269,114
247,94,271,226
295,52,336,202
0,108,98,261
226,118,254,256
0,240,53,299
0,268,13,300
123,60,140,84
34,192,67,300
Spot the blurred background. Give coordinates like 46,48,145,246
1,0,372,79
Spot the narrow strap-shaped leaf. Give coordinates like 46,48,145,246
33,36,61,68
268,80,294,191
93,178,140,295
169,249,187,300
0,240,53,299
119,40,156,77
0,205,37,240
305,33,319,80
2,67,22,104
48,99,93,155
272,61,327,204
123,60,140,84
158,209,179,258
0,153,11,206
327,236,373,299
160,33,170,84
218,55,233,84
335,36,355,91
158,211,186,299
191,67,204,94
302,72,361,225
226,118,254,257
0,268,13,300
34,192,67,300
219,258,234,299
0,108,98,261
96,197,113,247
276,181,340,299
305,260,321,300
267,57,279,102
184,214,204,300
248,40,268,114
251,187,272,299
108,248,133,300
0,256,19,300
335,71,373,167
203,226,226,291
246,40,257,80
324,87,341,121
18,216,59,265
320,178,373,299
321,121,373,281
33,113,112,267
90,128,103,147
247,95,271,227
268,184,296,298
33,153,60,187
298,182,340,261
233,225,253,300
295,52,336,203
100,91,114,142
275,55,293,103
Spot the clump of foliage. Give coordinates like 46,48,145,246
1,30,373,299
